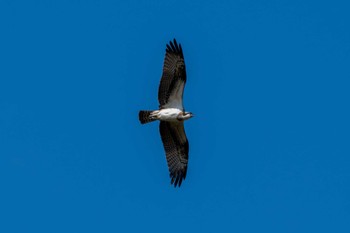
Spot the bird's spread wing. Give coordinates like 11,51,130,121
158,39,187,110
159,121,189,187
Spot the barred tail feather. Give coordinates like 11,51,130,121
139,110,157,124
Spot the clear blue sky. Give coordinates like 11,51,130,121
1,0,349,232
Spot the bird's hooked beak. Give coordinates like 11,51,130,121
183,111,194,119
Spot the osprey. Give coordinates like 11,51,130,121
139,39,193,187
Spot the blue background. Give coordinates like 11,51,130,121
1,0,349,232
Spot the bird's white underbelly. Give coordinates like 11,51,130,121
156,108,181,121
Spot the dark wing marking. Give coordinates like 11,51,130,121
159,121,189,187
158,39,187,110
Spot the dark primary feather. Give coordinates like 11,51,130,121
158,39,187,108
159,121,189,187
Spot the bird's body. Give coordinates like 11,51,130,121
152,108,182,121
146,108,192,122
139,39,193,187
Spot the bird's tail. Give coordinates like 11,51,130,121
139,110,157,124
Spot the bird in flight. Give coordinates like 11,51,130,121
139,39,193,187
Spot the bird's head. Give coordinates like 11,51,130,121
183,112,194,119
